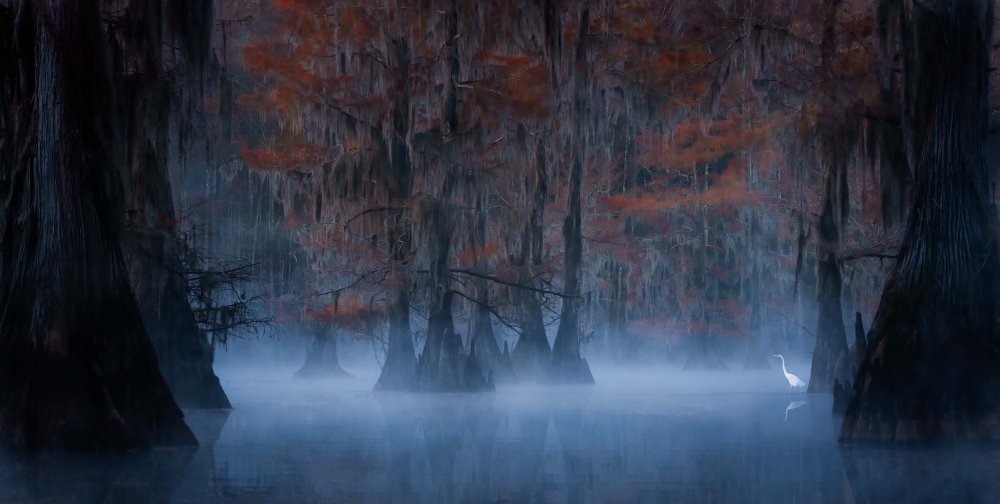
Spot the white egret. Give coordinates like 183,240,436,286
771,354,806,392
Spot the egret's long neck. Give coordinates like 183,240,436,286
778,356,788,375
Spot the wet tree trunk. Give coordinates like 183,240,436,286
550,7,594,384
374,35,417,392
115,0,228,409
841,0,1000,442
294,325,350,379
0,0,195,449
809,162,850,392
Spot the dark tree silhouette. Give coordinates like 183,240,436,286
841,0,1000,442
0,0,194,449
112,0,229,409
549,6,595,384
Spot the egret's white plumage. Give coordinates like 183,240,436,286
771,354,806,392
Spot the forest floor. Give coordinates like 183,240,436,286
1,363,998,503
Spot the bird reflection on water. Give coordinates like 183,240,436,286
784,400,807,421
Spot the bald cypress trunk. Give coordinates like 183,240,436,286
809,162,850,392
511,137,552,381
114,0,228,409
373,35,417,392
470,197,514,384
414,2,491,392
841,0,1000,442
549,7,594,384
0,0,194,449
295,325,350,379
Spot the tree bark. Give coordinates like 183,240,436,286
113,0,229,410
511,136,552,380
851,312,867,370
470,197,514,383
374,35,416,392
549,7,594,384
416,202,491,391
414,3,491,392
809,161,850,392
840,0,1000,442
0,0,195,449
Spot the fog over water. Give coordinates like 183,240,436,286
1,357,998,503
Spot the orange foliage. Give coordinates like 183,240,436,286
604,158,762,214
484,52,551,118
305,297,383,332
240,140,330,173
339,5,376,40
639,115,782,171
453,240,504,266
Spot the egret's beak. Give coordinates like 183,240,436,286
770,354,779,358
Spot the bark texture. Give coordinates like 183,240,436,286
373,34,417,392
841,0,1000,442
414,5,491,392
0,0,195,449
511,137,553,381
113,0,228,409
809,160,850,392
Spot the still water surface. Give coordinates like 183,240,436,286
1,366,997,503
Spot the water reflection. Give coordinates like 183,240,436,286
784,400,807,421
0,444,193,503
842,445,1000,503
1,374,999,503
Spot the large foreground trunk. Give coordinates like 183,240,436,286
0,0,195,449
114,0,228,409
840,0,1000,442
126,238,231,408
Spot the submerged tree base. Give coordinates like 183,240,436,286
170,372,232,410
547,357,595,385
840,275,1000,442
414,332,495,393
839,315,1000,443
294,363,353,380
